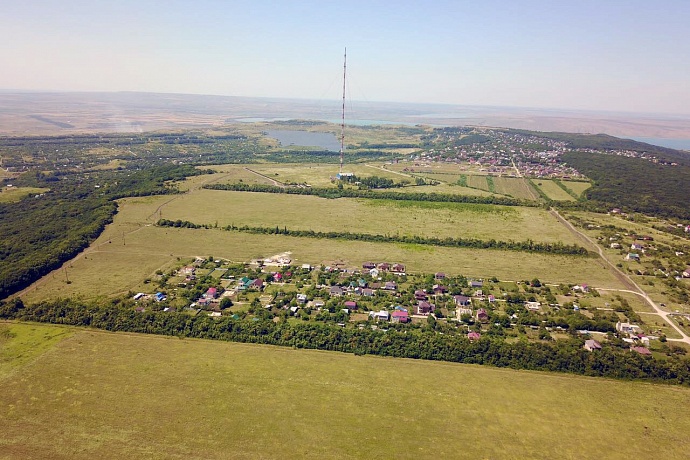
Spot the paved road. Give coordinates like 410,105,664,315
551,208,690,344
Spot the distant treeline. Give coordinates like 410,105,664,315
562,152,690,220
341,174,403,189
0,164,204,300
262,149,390,164
203,183,537,207
3,298,689,386
156,219,591,256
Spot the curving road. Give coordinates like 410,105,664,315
551,208,690,344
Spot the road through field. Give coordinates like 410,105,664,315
551,208,690,344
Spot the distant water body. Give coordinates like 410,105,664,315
628,137,690,151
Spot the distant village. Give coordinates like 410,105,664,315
130,253,672,356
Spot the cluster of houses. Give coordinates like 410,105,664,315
616,321,653,355
361,261,406,276
130,254,668,352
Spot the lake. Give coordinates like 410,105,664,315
266,129,342,152
628,137,690,151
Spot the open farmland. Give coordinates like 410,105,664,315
155,189,581,244
533,179,576,201
467,174,489,191
1,324,690,460
20,191,625,304
491,176,538,199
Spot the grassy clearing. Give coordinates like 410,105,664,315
533,180,576,201
638,313,684,339
155,189,580,244
562,180,591,197
0,186,50,203
0,322,72,378
0,168,16,179
595,289,656,313
1,328,689,459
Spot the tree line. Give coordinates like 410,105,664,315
203,182,538,207
156,219,591,256
2,298,689,386
562,151,690,220
0,165,204,300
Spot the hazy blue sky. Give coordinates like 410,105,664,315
2,0,689,114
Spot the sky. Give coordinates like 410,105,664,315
2,0,689,114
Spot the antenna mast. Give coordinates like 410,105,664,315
340,47,346,174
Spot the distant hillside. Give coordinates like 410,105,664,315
506,129,690,165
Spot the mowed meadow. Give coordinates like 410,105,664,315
1,323,690,460
157,189,581,244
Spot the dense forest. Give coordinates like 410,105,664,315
0,164,204,299
2,298,689,386
562,152,690,219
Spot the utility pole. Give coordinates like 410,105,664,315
339,47,346,175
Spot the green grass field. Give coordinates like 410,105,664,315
562,180,592,197
533,180,576,201
371,183,495,196
0,186,50,203
0,322,73,377
155,189,581,244
1,323,689,459
467,174,489,191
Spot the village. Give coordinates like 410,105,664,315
129,253,677,357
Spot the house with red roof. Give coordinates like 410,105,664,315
467,331,481,341
391,310,409,323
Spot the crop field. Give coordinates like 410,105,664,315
533,179,576,201
562,180,592,197
1,324,690,459
466,174,489,191
491,176,538,199
155,189,581,244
